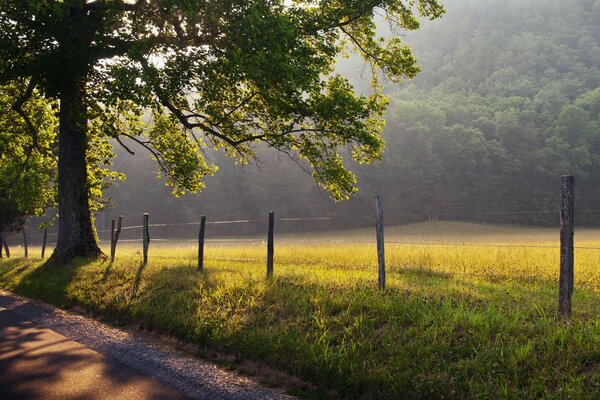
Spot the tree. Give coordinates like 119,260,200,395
0,0,444,260
0,82,122,248
0,83,56,239
64,0,600,230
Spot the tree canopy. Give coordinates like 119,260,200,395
0,0,444,258
95,0,600,228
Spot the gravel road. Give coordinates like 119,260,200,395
0,290,297,400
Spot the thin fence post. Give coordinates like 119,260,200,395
198,215,206,272
41,227,48,259
3,236,9,258
114,215,123,259
374,195,385,290
0,233,3,258
22,229,28,259
143,213,149,265
559,175,575,319
110,219,116,263
267,211,274,280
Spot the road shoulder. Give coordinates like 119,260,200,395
0,290,295,400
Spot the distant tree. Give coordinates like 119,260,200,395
0,0,444,260
101,0,600,227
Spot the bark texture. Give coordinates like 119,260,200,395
51,79,103,260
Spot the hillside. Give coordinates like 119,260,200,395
100,0,600,228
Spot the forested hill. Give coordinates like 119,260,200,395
102,0,600,228
371,0,600,220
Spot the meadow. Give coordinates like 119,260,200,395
1,221,600,399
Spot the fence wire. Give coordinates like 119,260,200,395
11,211,600,251
6,210,600,280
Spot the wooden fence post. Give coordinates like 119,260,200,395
2,236,9,258
559,175,575,319
110,219,116,263
374,195,385,290
114,215,123,260
143,213,149,265
22,229,28,259
198,215,206,272
0,233,3,258
267,211,274,280
41,227,48,259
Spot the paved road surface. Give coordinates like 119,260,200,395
0,292,295,400
0,306,191,399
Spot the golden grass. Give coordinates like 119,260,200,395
2,222,600,399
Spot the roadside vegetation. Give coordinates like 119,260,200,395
1,222,600,399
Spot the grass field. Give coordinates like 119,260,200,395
2,222,600,399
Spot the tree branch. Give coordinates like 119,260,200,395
115,135,135,155
10,78,46,154
339,26,386,66
118,132,169,174
212,92,258,126
137,58,248,149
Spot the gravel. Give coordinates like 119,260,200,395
0,290,297,400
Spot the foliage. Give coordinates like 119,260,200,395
0,83,125,229
97,0,600,226
0,0,444,203
0,83,56,232
369,0,600,218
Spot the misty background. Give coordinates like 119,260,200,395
87,0,600,234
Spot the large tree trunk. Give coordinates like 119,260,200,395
51,78,103,260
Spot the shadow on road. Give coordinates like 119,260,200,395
0,307,190,400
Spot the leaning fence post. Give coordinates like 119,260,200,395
198,215,206,272
559,175,575,319
143,213,149,265
267,211,274,280
41,227,48,259
374,195,385,290
22,228,28,259
110,219,116,262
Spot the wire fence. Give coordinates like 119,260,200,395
9,210,600,251
1,176,599,317
5,210,599,240
18,212,600,248
6,213,600,261
0,225,590,291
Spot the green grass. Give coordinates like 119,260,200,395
2,222,600,399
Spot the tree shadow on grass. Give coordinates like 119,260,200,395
130,261,147,302
125,261,597,400
0,259,34,283
9,257,102,308
101,262,113,284
3,257,591,399
130,265,452,398
391,264,561,294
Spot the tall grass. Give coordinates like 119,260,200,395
1,222,600,399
